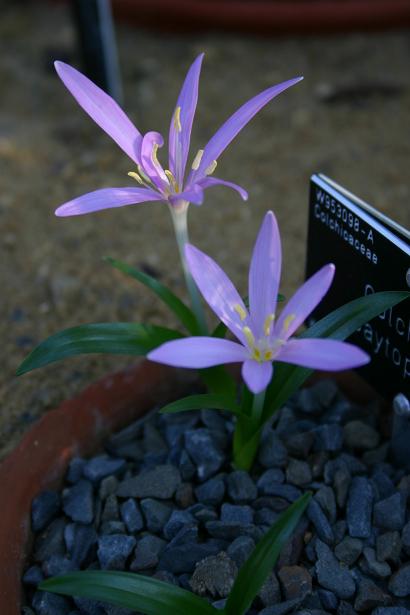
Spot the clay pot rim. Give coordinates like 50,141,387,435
0,361,380,613
112,0,410,34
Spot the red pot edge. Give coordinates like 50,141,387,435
111,0,410,34
0,362,380,613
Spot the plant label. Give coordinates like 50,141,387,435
306,174,410,398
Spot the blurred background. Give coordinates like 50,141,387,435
1,0,409,459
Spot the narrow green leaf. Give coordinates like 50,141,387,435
160,393,240,416
105,256,200,334
224,493,311,615
16,323,183,375
199,365,237,399
40,570,217,615
263,290,409,420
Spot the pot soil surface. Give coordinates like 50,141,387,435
23,378,410,614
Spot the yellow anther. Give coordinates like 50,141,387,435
264,350,274,361
283,313,296,332
253,348,262,361
127,171,143,185
243,326,255,348
205,160,217,176
174,106,182,132
152,143,160,166
233,303,247,321
263,313,275,337
165,170,180,193
191,149,204,171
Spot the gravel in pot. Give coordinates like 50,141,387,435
23,379,410,614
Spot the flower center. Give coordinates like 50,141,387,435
240,312,279,363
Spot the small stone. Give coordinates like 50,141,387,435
66,457,86,483
360,547,391,578
258,431,288,468
158,540,226,574
152,570,179,586
278,565,312,601
120,498,144,533
23,565,44,585
69,524,98,566
354,578,392,611
227,535,255,567
314,486,336,524
175,482,195,508
83,455,126,483
100,520,126,535
97,534,136,570
313,424,343,452
346,476,373,538
298,388,322,414
402,521,410,556
372,470,396,500
389,563,410,597
373,609,410,615
317,588,338,611
140,498,172,533
286,459,312,486
343,420,380,450
190,552,238,598
227,471,257,503
284,431,315,458
334,536,362,566
42,555,77,577
311,379,339,407
259,597,303,615
130,534,166,570
337,601,357,615
195,476,225,506
257,469,285,494
190,503,218,523
333,466,351,508
98,475,119,500
255,507,279,527
333,520,347,543
31,491,60,532
101,494,119,522
220,503,254,525
376,531,402,564
62,479,94,524
32,591,72,615
258,482,302,502
143,422,168,452
374,492,406,531
163,509,195,540
34,518,66,562
258,572,281,607
167,523,198,546
117,464,181,499
307,499,334,545
73,596,106,614
315,539,355,599
185,429,225,480
178,450,196,481
278,518,309,568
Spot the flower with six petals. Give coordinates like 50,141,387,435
148,211,370,394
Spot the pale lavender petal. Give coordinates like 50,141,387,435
242,359,273,394
148,337,247,368
249,211,281,338
275,264,335,340
276,338,370,371
55,61,142,165
55,187,162,217
191,77,303,180
169,185,204,206
196,176,248,201
140,131,168,191
169,54,204,185
185,244,249,344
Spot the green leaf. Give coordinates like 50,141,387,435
160,393,240,416
224,493,311,615
40,570,217,615
105,256,200,334
263,290,409,420
199,365,237,398
16,323,183,375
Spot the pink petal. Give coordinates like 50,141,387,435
148,336,247,368
276,338,370,371
242,359,273,394
249,211,281,338
190,77,303,180
168,54,204,185
185,244,249,345
196,176,248,201
55,187,162,217
55,61,142,165
275,264,335,340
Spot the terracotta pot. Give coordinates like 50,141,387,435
0,361,380,614
112,0,410,34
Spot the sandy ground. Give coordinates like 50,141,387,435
0,2,409,459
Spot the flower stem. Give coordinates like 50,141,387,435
170,203,207,334
251,389,266,425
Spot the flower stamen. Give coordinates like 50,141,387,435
263,313,275,336
205,160,217,176
191,149,204,171
127,171,143,185
242,326,255,349
165,170,180,193
233,303,247,321
283,313,296,332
